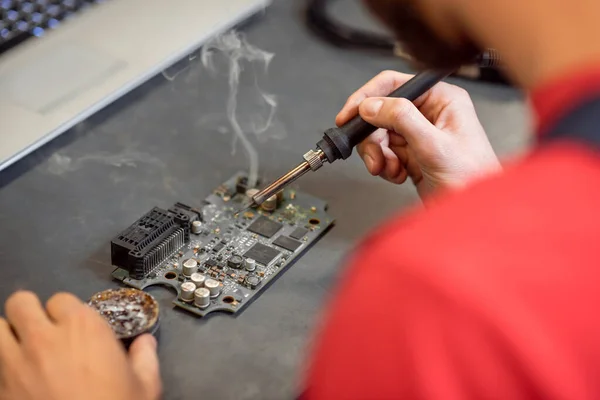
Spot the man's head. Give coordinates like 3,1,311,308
363,0,481,69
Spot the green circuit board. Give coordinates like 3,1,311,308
111,172,334,317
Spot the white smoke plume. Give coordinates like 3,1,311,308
200,31,278,187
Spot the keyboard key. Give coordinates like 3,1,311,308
7,9,19,21
47,17,58,28
31,25,43,36
47,4,59,16
31,11,42,23
21,2,34,13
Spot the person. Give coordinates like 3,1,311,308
303,0,600,398
2,0,600,397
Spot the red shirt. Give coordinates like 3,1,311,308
303,66,600,399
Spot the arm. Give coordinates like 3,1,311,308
304,82,600,398
303,0,600,395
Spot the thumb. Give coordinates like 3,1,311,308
359,97,436,150
129,334,161,400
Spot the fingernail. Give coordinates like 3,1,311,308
354,95,365,106
364,154,375,172
362,99,383,117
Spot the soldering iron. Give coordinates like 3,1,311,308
237,51,501,213
235,68,453,213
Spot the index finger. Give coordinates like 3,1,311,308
46,292,87,324
336,71,415,126
5,291,52,339
0,317,20,358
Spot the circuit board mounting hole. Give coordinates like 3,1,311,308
309,218,320,225
164,271,177,280
222,296,235,304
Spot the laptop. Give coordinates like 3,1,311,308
0,0,270,171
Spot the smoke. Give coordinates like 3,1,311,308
45,151,165,175
200,31,279,187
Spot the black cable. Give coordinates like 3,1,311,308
305,0,396,53
305,0,508,84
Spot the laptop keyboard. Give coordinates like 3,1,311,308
0,0,107,55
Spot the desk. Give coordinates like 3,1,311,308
0,1,528,399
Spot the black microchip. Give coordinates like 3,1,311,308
212,243,225,253
273,236,303,252
205,258,217,267
244,242,281,266
247,216,283,238
289,227,309,240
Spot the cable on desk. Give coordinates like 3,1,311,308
305,0,395,53
304,0,509,84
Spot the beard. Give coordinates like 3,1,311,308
363,0,481,69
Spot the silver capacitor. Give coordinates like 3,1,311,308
190,272,206,287
245,258,256,272
182,259,198,277
194,287,211,308
180,282,196,302
260,195,277,212
204,278,220,298
191,220,203,234
246,188,259,200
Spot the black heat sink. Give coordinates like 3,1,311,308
111,205,193,279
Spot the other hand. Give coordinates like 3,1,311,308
337,71,501,199
0,291,161,400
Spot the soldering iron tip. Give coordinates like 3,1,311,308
233,200,256,217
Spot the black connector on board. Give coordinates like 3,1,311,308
111,206,192,279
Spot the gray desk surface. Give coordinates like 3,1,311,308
0,1,529,399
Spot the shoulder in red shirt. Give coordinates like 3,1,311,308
303,66,600,399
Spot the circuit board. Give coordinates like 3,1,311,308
111,172,334,317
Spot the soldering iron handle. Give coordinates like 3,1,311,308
346,69,451,143
317,68,454,163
